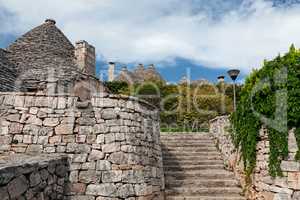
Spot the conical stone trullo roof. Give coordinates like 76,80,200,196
0,49,17,91
6,19,82,91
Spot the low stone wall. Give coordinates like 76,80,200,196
210,116,300,200
0,92,164,200
0,154,68,200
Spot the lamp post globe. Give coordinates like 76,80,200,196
227,69,240,112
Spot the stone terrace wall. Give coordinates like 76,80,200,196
210,116,300,200
0,92,164,200
0,154,68,200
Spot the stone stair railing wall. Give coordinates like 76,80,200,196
210,116,300,200
0,92,164,200
0,154,69,200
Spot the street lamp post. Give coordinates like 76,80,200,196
227,69,240,112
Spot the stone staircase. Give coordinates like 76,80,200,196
161,133,245,200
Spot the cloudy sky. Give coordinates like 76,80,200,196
1,0,300,82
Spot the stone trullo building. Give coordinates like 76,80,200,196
108,63,165,84
0,19,164,200
0,19,106,97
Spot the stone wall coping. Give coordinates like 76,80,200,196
0,92,158,110
0,153,68,169
209,115,229,123
161,132,207,135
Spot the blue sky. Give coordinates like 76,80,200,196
1,0,300,83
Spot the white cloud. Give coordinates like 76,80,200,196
1,0,300,72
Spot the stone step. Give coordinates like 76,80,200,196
160,133,210,137
165,179,239,188
165,195,245,200
161,141,215,144
162,151,221,157
161,136,212,140
164,164,225,171
162,147,218,152
162,145,217,149
163,160,224,166
165,186,243,195
160,136,214,142
165,172,235,179
162,155,223,161
162,144,216,148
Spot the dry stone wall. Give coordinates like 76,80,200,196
0,154,68,200
210,116,300,200
0,92,164,200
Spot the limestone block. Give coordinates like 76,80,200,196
76,135,87,143
69,171,79,183
96,160,112,171
63,135,75,143
67,183,87,194
56,164,68,177
39,127,53,136
0,186,9,200
29,172,41,187
117,184,135,198
292,191,300,199
79,126,93,135
79,170,100,184
37,136,49,144
49,136,62,144
57,97,66,109
37,110,47,118
288,129,298,153
6,114,20,122
88,150,105,161
9,123,23,134
13,134,23,143
29,107,39,114
288,172,300,189
102,143,121,153
101,109,117,119
134,184,152,196
43,118,59,127
14,96,24,107
102,170,122,183
55,123,74,135
86,135,97,144
96,134,105,144
77,118,96,126
281,161,300,172
82,162,96,170
0,135,12,144
72,154,88,163
7,175,28,198
122,170,144,184
105,133,116,144
86,183,117,196
94,124,108,134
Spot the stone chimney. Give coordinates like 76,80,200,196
137,64,144,70
217,76,225,83
108,62,115,82
121,66,128,71
148,64,155,69
75,40,96,76
45,19,56,25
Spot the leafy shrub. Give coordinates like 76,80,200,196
231,45,300,177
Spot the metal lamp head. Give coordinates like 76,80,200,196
227,69,240,81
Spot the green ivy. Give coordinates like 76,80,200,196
231,45,300,177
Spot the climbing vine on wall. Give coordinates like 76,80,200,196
231,45,300,177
